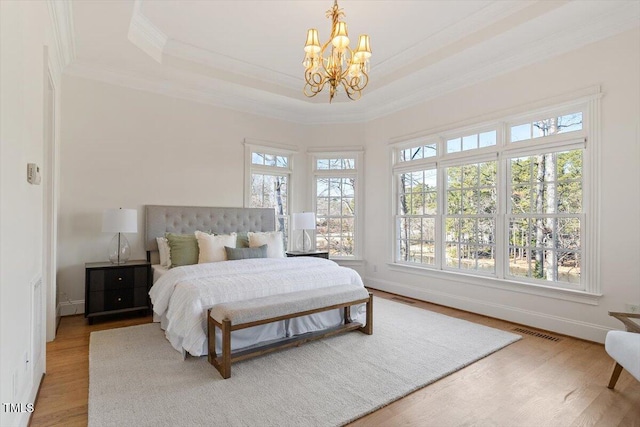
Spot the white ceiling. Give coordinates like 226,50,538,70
64,0,640,124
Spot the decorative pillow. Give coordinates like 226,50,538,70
165,233,199,268
156,237,172,268
247,231,285,258
236,231,250,248
195,231,236,263
224,245,268,261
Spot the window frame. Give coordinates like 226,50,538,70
390,93,601,301
244,140,297,248
311,149,364,260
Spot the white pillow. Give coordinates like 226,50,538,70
247,231,285,258
156,237,172,268
195,231,236,263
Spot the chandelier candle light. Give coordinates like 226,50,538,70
303,0,371,102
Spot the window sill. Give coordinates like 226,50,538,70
386,263,602,306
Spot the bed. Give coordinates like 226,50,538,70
145,205,366,357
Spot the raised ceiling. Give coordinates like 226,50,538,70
64,0,640,124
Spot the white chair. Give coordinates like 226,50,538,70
605,312,640,389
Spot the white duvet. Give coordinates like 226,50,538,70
149,257,365,356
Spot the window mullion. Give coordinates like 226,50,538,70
496,154,507,280
436,166,444,270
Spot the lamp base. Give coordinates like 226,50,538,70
108,232,131,264
296,230,312,253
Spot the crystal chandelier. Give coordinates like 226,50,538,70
303,0,372,103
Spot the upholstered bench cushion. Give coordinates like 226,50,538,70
605,330,640,381
210,284,368,325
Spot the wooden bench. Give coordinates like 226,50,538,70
207,284,373,379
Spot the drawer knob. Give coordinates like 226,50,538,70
118,277,122,281
117,297,122,302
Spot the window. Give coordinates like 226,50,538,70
392,101,596,294
445,161,497,273
313,152,363,258
507,149,582,284
245,142,295,245
510,112,583,142
398,142,437,162
446,130,497,153
397,168,437,265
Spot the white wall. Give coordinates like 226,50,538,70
0,2,60,426
361,29,640,342
58,29,639,343
57,76,310,305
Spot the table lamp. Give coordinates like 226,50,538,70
102,208,137,264
292,212,316,253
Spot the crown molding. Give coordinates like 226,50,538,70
372,1,534,79
63,60,329,124
355,1,640,124
164,40,301,90
127,0,167,63
47,0,76,81
128,0,299,91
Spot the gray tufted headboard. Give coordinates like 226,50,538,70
145,205,276,260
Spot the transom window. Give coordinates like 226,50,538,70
251,151,289,168
510,112,583,143
398,142,437,162
316,158,355,170
392,100,594,294
446,130,497,153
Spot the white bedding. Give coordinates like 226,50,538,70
149,257,365,356
151,264,169,283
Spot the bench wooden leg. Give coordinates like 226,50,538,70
221,319,232,379
207,311,216,365
359,293,373,335
344,306,353,324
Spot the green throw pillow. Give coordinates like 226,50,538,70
165,232,199,267
224,244,267,261
235,232,250,248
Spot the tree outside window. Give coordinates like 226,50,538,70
314,155,361,258
393,108,587,290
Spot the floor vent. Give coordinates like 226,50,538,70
513,327,561,342
391,297,416,305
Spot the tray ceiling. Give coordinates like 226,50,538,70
64,0,640,124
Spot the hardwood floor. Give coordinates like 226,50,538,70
30,290,640,427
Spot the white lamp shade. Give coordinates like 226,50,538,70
292,212,316,230
102,208,137,233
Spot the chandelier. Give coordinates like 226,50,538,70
303,0,372,103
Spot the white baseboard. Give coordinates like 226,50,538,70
57,299,84,316
364,276,611,344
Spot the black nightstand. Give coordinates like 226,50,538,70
84,260,151,324
286,251,329,259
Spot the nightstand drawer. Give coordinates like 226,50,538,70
88,289,134,313
105,269,134,290
103,289,133,311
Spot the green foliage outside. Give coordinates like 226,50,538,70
397,115,583,284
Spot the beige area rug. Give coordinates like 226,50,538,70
89,298,520,427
